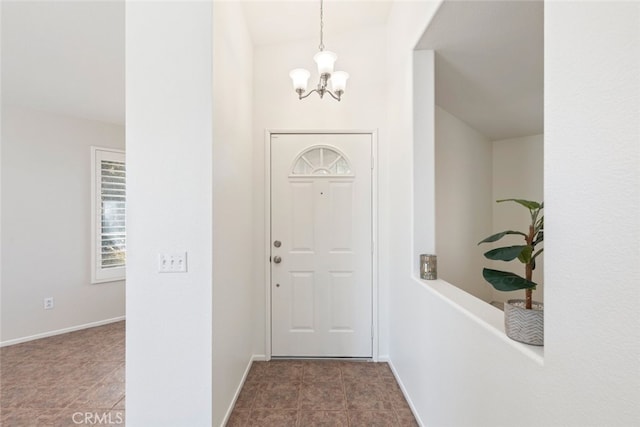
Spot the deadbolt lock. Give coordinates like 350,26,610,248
274,240,282,248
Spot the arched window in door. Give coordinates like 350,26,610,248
291,145,353,176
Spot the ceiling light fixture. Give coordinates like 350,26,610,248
289,0,349,101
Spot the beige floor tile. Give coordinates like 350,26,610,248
297,410,349,426
228,360,417,426
340,361,381,381
264,361,303,382
0,321,126,422
1,385,38,408
21,385,92,410
99,362,125,384
299,382,346,410
244,361,270,384
1,407,42,426
348,409,400,426
233,381,260,410
247,408,298,426
2,323,420,427
70,382,125,410
113,395,126,410
344,381,394,411
226,409,250,426
253,382,300,410
302,361,342,384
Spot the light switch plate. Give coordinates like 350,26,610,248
158,252,188,273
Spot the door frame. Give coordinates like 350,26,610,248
264,129,379,361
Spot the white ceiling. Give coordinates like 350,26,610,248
240,0,393,47
417,0,544,140
1,0,542,140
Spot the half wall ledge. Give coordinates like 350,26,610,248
413,277,544,365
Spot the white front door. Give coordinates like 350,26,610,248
271,133,373,357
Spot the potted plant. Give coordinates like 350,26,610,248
478,199,544,346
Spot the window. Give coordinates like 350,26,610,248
91,147,126,283
291,145,353,176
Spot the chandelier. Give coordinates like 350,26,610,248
289,0,349,101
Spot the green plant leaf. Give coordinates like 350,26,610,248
484,245,529,262
478,230,527,245
517,245,533,263
482,268,537,291
497,199,541,210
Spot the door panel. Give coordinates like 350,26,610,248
329,181,353,250
290,272,315,330
291,182,315,251
271,133,372,357
328,272,356,331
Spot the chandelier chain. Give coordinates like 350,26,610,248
289,0,347,101
319,0,324,51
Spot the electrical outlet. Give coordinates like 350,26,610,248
44,297,54,310
158,252,188,273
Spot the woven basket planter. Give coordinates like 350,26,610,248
504,299,544,346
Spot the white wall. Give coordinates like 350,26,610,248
430,107,543,306
412,50,436,273
430,107,543,307
0,0,3,348
212,2,255,426
543,1,639,422
386,2,443,419
435,105,493,302
125,2,213,425
1,106,125,344
251,24,389,357
388,1,640,426
492,134,544,304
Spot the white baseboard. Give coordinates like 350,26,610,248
0,316,126,347
219,354,264,427
387,359,424,427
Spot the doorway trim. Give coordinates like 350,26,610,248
264,129,379,361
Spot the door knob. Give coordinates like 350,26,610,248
273,256,282,264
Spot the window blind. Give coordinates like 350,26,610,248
100,159,126,269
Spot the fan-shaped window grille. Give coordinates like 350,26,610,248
291,146,353,176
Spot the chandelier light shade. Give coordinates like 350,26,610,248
290,69,311,91
330,71,349,93
290,0,349,101
313,51,337,75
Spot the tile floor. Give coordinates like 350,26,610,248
0,321,125,426
1,322,418,426
227,360,418,426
